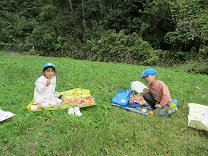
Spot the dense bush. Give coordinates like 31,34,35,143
82,30,161,65
179,61,208,75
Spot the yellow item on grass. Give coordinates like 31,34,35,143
59,88,91,98
149,110,154,115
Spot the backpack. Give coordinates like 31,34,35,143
112,90,133,106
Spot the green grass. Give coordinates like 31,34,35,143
0,51,208,156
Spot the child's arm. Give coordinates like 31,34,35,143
155,104,162,108
143,88,150,93
157,82,171,107
35,79,49,94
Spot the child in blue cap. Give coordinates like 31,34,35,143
30,62,62,110
141,68,172,116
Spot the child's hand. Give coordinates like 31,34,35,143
155,104,162,108
45,79,51,87
143,88,149,93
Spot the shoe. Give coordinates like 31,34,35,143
68,108,74,115
31,105,38,111
74,107,82,117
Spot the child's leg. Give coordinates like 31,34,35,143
41,97,62,107
41,99,58,107
31,98,62,111
143,92,157,109
154,105,170,116
30,103,44,110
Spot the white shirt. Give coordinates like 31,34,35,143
34,75,56,103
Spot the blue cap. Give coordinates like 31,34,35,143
141,68,157,77
43,62,56,69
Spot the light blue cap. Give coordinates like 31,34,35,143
43,62,56,69
141,68,157,77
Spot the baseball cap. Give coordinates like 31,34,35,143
43,62,56,69
141,68,158,77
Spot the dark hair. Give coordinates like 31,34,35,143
42,66,56,73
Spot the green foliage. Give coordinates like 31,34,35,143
0,0,39,51
140,0,176,49
0,52,208,155
27,25,56,54
105,0,145,33
83,30,160,65
179,61,208,75
0,11,37,51
39,4,57,21
165,0,208,53
0,0,208,65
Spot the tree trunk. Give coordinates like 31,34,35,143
81,0,86,30
67,0,73,12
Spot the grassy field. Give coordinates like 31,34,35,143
0,51,207,156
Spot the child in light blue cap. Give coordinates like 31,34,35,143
141,68,172,116
30,62,62,110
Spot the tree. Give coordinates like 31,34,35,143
81,0,86,30
164,0,208,55
67,0,73,12
140,0,176,49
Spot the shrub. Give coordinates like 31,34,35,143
82,30,160,65
186,62,208,75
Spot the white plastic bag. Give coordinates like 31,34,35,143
188,103,208,131
131,81,147,93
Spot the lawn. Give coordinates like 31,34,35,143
0,51,207,156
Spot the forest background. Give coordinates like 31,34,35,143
0,0,207,74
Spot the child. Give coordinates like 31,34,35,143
30,62,62,111
141,68,172,116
